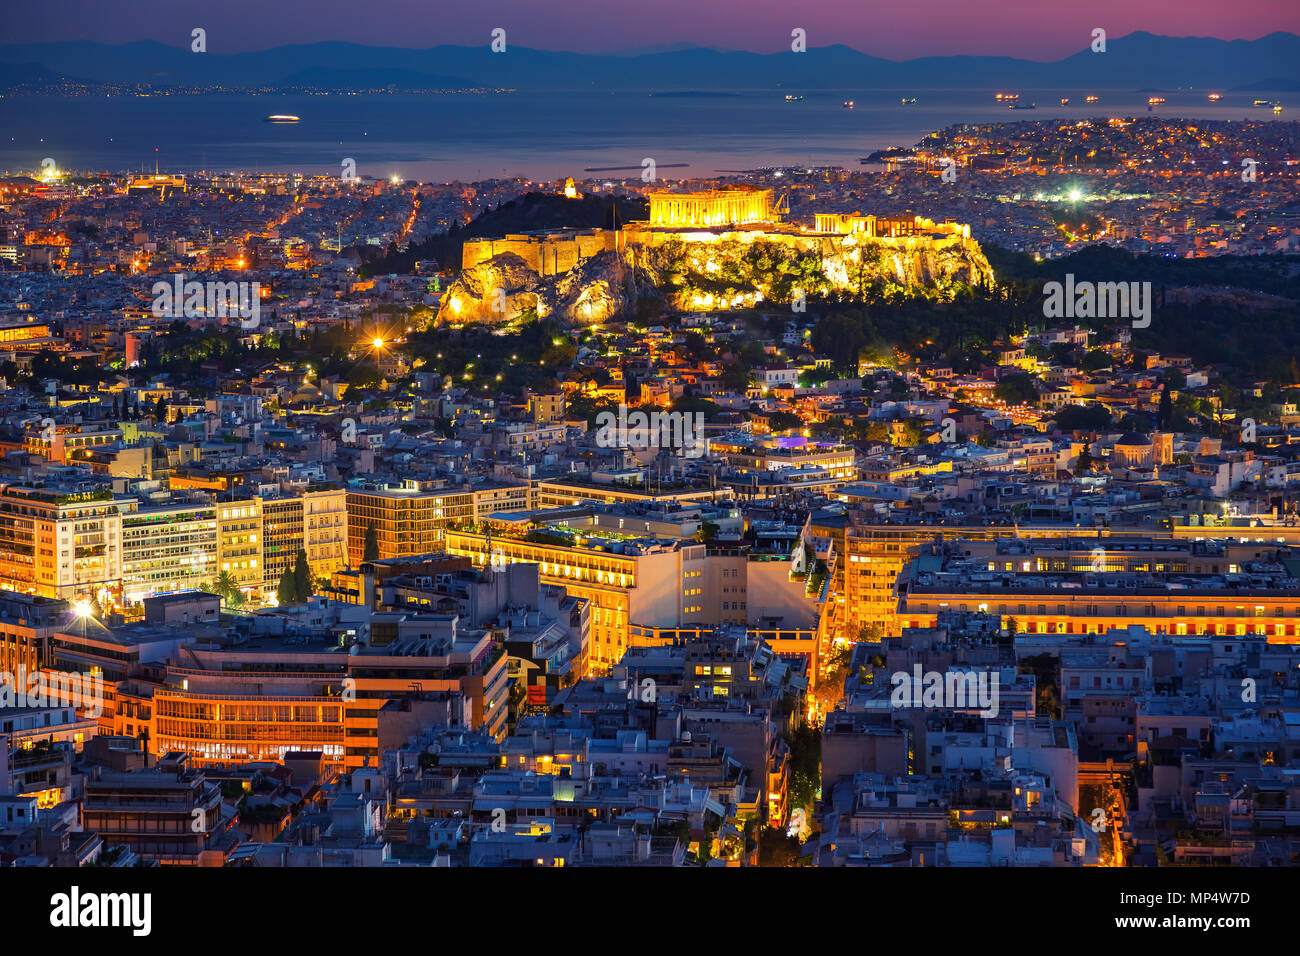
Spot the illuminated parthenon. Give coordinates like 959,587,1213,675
640,188,972,240
647,186,776,228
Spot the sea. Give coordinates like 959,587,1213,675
0,87,1290,183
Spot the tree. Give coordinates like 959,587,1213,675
994,372,1038,406
765,410,803,433
811,314,866,369
363,522,380,562
1055,403,1111,432
720,360,752,392
205,570,242,607
293,550,313,602
857,622,885,643
694,521,720,543
681,331,711,363
812,643,853,716
785,723,822,813
1075,447,1094,474
276,568,297,606
895,417,925,447
758,828,802,867
1081,349,1111,372
1157,383,1172,431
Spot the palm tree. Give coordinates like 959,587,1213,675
206,570,241,606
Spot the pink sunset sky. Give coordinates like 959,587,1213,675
5,0,1298,58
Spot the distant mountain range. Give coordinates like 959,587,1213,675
1,32,1299,92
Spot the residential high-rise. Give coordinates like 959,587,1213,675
0,484,130,604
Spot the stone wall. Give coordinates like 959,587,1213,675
461,229,618,275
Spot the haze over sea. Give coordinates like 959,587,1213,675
0,87,1289,182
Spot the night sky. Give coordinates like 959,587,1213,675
4,0,1299,58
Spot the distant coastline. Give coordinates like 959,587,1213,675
1,31,1298,96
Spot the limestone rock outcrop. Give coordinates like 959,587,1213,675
435,227,995,326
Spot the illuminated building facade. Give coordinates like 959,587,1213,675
646,187,775,228
814,212,972,240
346,483,528,565
347,484,475,565
217,498,263,600
445,529,709,672
838,521,1300,639
153,665,347,769
896,538,1300,640
344,619,509,769
0,485,128,603
0,592,71,675
23,424,122,467
532,477,719,510
131,616,507,772
712,438,856,478
261,487,348,591
120,501,218,603
0,322,55,346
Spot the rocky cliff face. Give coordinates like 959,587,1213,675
436,250,646,327
435,229,995,326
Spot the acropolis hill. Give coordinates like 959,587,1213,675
436,185,994,326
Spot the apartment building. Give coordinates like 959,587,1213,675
120,498,218,603
217,497,263,600
261,486,348,590
711,437,856,479
837,521,1169,639
23,422,123,466
152,645,348,769
0,484,130,603
897,542,1300,641
345,614,510,769
126,604,507,773
82,752,232,865
0,592,71,674
445,528,708,673
346,480,528,565
532,476,720,510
